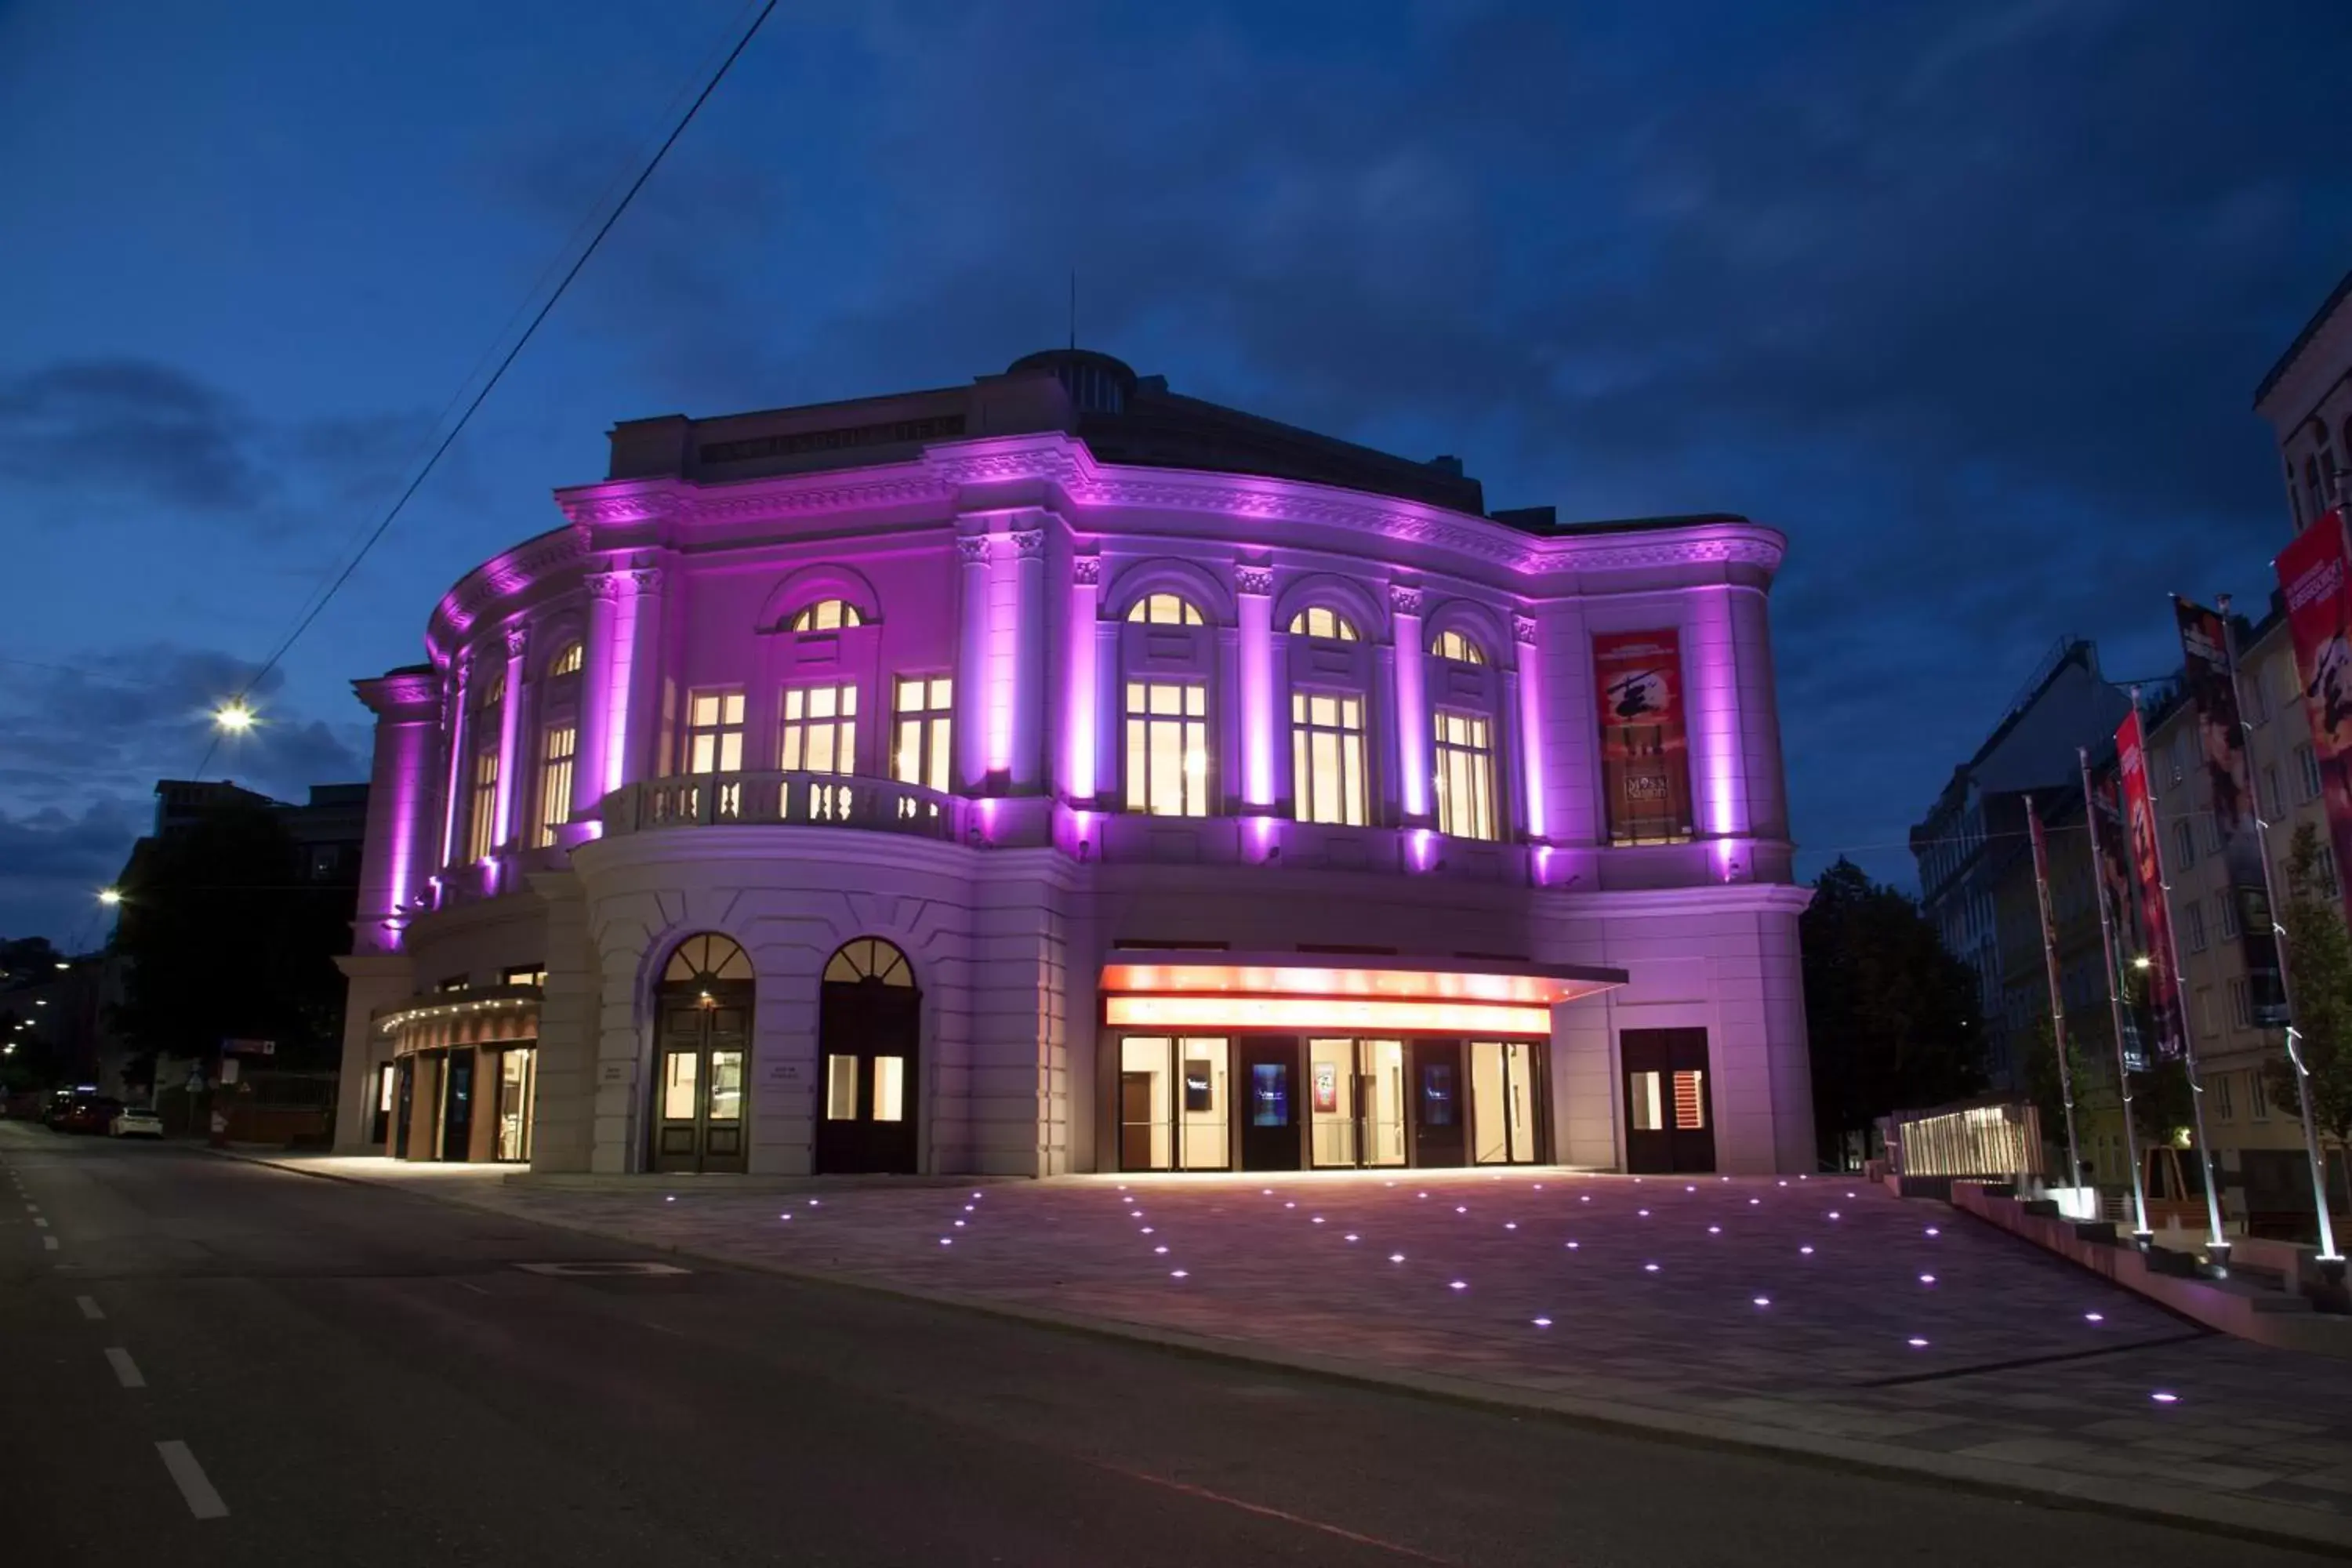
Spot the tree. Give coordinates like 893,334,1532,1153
110,800,354,1076
2267,823,2352,1150
2022,1010,2104,1178
1802,857,1987,1165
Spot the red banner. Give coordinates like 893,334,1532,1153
2278,507,2352,927
2114,709,2183,1059
1595,630,1692,844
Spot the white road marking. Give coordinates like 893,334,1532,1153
156,1441,229,1519
106,1348,146,1388
33,1216,49,1227
76,1295,104,1320
456,1282,490,1295
42,1235,58,1251
25,1202,37,1212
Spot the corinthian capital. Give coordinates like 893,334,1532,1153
1388,583,1425,618
1234,564,1274,597
1071,555,1102,586
956,534,992,565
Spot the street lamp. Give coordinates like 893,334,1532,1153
2132,955,2152,971
96,887,122,906
213,699,256,733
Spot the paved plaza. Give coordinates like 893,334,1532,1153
256,1158,2352,1544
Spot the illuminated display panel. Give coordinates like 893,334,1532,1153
1105,996,1553,1035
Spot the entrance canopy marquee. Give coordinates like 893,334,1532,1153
1098,951,1628,1036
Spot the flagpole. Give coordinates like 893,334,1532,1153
2132,681,2234,1272
2218,593,2341,1263
2082,744,2153,1241
2024,791,2085,1203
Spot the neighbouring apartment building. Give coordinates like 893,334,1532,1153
332,350,1811,1178
2256,266,2352,534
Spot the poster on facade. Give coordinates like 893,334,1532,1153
1312,1059,1338,1114
2277,507,2352,927
1594,630,1693,844
2114,709,2184,1059
2085,759,2154,1070
2174,597,2287,1026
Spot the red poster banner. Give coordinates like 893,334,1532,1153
2278,507,2352,927
1594,630,1692,845
2114,709,2183,1059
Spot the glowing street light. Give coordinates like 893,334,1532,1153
213,699,256,733
96,887,122,906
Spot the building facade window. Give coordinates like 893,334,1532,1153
466,744,499,862
502,964,546,988
2228,976,2251,1030
1291,691,1367,826
1125,682,1207,816
2215,1070,2235,1121
549,641,583,677
1288,606,1359,641
1432,628,1486,666
2173,818,2196,866
2185,898,2207,953
535,724,576,848
1433,710,1496,840
1127,593,1203,626
891,677,953,793
2264,764,2284,818
2251,1066,2270,1120
2219,892,2239,941
684,690,745,775
791,598,864,631
2298,743,2324,802
782,684,858,775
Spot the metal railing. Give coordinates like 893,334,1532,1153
606,771,967,840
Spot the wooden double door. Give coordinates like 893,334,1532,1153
1621,1028,1715,1174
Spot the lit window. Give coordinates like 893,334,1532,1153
502,964,546,988
782,684,858,775
1124,682,1208,816
1432,629,1486,666
466,744,499,862
471,666,506,710
1287,606,1358,641
790,599,865,631
534,724,575,848
1127,593,1204,626
1433,710,1495,840
1290,691,1366,826
891,677,953,793
548,642,583,677
684,690,746,775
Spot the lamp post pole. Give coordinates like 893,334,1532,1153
2080,745,2153,1242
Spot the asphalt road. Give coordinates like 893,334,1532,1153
0,1122,2333,1568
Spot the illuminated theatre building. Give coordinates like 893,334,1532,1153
334,350,1812,1178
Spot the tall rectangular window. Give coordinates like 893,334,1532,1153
2298,743,2323,802
891,676,953,792
1124,682,1207,816
1433,710,1495,840
1290,691,1366,826
466,745,499,862
684,690,745,774
535,724,575,848
782,684,858,775
2184,898,2206,953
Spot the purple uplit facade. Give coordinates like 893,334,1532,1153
334,350,1812,1178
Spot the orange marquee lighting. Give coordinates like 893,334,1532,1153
1098,951,1624,1036
1104,995,1555,1035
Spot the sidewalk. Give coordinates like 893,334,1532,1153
232,1153,2352,1550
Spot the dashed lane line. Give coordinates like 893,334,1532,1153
42,1235,58,1251
76,1295,103,1320
105,1348,146,1389
156,1442,229,1520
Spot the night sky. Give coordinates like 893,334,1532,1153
3,0,2348,947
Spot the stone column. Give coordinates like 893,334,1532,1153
1686,585,1752,869
1389,586,1431,825
954,532,993,790
575,571,623,815
1008,526,1047,793
1513,613,1547,844
618,564,666,786
493,622,530,850
1062,555,1102,802
1236,564,1276,811
353,668,444,953
1729,585,1789,842
437,655,473,868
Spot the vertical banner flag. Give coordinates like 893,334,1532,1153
1594,630,1693,845
2085,757,2152,1069
2278,506,2352,927
2174,598,2287,1025
2114,709,2185,1059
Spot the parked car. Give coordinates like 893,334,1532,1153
61,1097,122,1134
110,1106,164,1139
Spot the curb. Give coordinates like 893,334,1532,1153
217,1149,2352,1555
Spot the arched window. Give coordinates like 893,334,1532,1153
1127,593,1204,626
664,932,753,984
1287,606,1359,641
470,666,506,710
792,599,865,632
823,936,913,986
548,641,583,677
1432,629,1486,666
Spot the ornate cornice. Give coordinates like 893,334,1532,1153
502,623,530,660
354,668,441,720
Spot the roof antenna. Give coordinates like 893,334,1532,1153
1069,267,1077,350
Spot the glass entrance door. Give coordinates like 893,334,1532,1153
440,1050,474,1161
1409,1040,1467,1167
815,938,920,1174
1308,1039,1406,1168
652,999,750,1174
1117,1036,1231,1171
495,1047,536,1162
1622,1028,1714,1174
1470,1040,1543,1164
1240,1038,1301,1171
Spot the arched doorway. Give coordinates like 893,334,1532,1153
650,933,754,1174
815,938,919,1174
